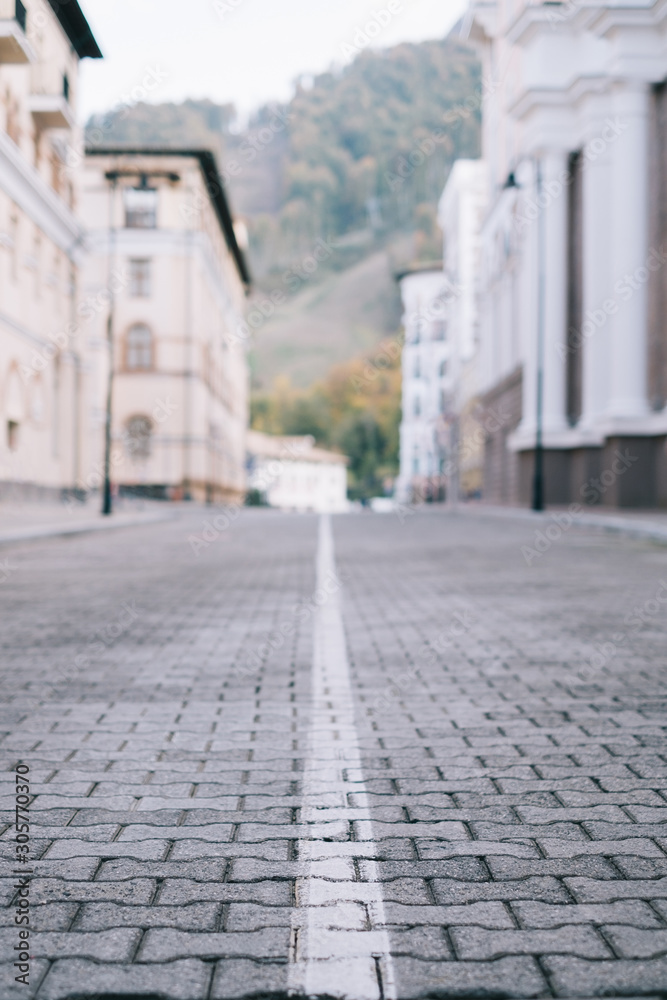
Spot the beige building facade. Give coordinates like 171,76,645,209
81,149,250,503
0,0,100,498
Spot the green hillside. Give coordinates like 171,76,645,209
87,35,482,492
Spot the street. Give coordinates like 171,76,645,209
1,507,667,1000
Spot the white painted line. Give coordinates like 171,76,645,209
288,514,397,1000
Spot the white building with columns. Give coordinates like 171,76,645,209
469,0,667,507
395,267,450,503
438,159,488,498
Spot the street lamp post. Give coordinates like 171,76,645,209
102,174,118,516
532,158,546,512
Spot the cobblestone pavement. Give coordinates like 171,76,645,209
1,507,666,1000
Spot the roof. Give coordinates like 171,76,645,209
85,147,251,287
48,1,102,59
247,432,348,466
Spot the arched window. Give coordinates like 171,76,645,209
126,324,153,370
124,415,153,460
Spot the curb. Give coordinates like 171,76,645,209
456,504,667,545
0,511,176,547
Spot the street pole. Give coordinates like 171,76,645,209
183,225,193,502
102,176,117,516
532,158,546,512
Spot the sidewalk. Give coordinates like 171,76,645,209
455,501,667,544
0,496,177,546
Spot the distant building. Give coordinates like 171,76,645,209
247,431,348,513
469,0,667,507
395,267,450,503
0,0,101,499
438,160,488,499
81,148,250,503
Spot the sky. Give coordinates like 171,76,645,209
79,0,469,124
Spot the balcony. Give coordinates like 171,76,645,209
0,0,35,63
28,93,75,131
29,71,74,130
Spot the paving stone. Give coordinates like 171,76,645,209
209,960,288,999
450,925,612,960
0,959,50,1000
224,902,293,931
44,838,169,860
138,926,290,960
544,955,667,996
95,858,228,881
538,837,664,858
0,926,141,961
431,876,570,905
383,902,515,928
30,878,156,904
565,877,667,902
513,899,665,929
75,901,220,931
603,926,667,959
612,855,667,879
36,957,211,999
158,878,292,906
391,954,548,998
0,902,77,930
486,856,619,880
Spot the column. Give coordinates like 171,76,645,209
580,110,613,430
541,149,570,435
516,150,570,440
607,82,650,419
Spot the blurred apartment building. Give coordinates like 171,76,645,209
80,149,251,503
395,266,449,503
396,162,487,504
465,0,667,507
438,159,488,500
0,0,100,498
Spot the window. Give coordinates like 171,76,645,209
126,324,153,370
413,356,421,378
433,320,446,341
7,421,19,452
129,259,151,297
15,1,27,33
63,73,70,102
124,415,152,460
439,360,447,377
124,187,158,229
414,396,421,418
